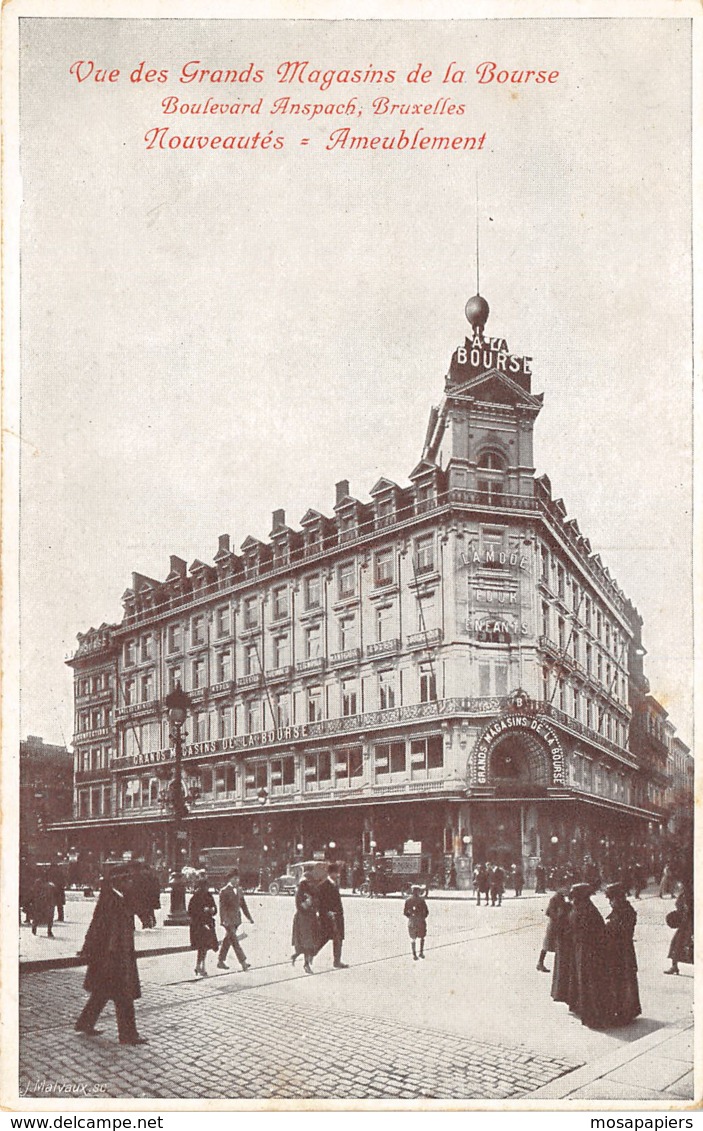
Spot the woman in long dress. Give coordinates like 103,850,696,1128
538,889,569,973
567,882,610,1029
665,885,694,975
604,882,641,1025
188,874,218,977
291,864,319,974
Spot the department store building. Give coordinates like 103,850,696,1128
57,292,677,885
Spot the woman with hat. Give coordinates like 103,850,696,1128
567,882,610,1029
291,862,319,974
604,882,641,1025
403,884,429,960
188,873,218,978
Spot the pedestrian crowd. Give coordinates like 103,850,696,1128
18,848,688,1048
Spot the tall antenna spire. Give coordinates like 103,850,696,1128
475,166,480,295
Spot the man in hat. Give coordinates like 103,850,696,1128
403,884,429,960
604,882,641,1026
75,866,146,1045
217,869,253,971
316,863,347,968
567,882,610,1029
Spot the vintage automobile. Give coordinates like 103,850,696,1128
268,859,331,895
360,853,435,897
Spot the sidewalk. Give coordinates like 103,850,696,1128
530,1016,695,1102
19,895,190,971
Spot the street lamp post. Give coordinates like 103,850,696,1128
164,682,191,927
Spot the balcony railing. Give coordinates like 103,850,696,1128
73,726,111,743
237,673,262,690
266,665,293,682
406,629,443,650
366,638,401,657
328,647,361,667
296,656,325,674
209,679,235,697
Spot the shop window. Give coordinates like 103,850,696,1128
374,741,406,778
244,761,268,798
271,757,295,791
334,746,363,785
410,735,443,778
304,750,331,791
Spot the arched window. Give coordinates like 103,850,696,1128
477,450,506,504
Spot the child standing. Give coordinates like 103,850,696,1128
403,884,429,960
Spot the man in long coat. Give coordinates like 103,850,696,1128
217,869,253,970
567,882,611,1029
604,882,641,1025
75,867,146,1044
316,863,347,968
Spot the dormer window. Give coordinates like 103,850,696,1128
476,450,506,504
415,482,435,513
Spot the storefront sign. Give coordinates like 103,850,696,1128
113,723,311,769
473,714,566,787
469,616,528,641
454,333,532,379
472,587,518,605
461,549,529,571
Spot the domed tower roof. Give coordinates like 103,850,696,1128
465,293,490,334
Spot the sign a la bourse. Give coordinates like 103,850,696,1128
453,331,532,379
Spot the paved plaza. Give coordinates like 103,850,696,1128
17,889,694,1103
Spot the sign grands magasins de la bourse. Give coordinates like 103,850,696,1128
472,714,567,787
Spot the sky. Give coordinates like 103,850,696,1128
17,16,693,747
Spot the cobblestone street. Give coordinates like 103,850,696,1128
18,890,694,1103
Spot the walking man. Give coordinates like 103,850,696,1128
75,866,146,1045
490,864,505,907
316,863,347,968
217,869,253,971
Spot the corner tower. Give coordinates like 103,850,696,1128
423,293,543,500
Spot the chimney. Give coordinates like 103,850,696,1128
272,509,286,531
169,555,187,577
335,479,350,506
218,534,230,553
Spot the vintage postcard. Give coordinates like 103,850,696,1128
1,0,699,1113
